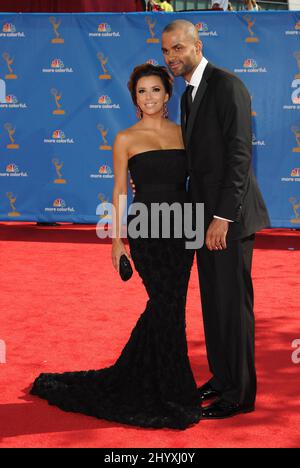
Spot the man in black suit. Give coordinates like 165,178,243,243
162,20,270,419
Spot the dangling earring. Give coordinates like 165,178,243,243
136,106,143,120
163,103,168,119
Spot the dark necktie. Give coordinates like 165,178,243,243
185,84,194,126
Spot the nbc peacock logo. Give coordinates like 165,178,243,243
52,58,64,69
195,22,218,38
6,164,19,173
1,164,20,178
100,165,111,174
89,22,120,38
196,23,208,33
285,20,300,36
53,130,65,140
45,198,75,213
291,168,300,177
90,95,120,110
0,22,25,38
42,58,73,74
281,168,300,183
235,59,266,74
90,165,114,179
0,94,27,109
98,23,111,33
3,23,16,33
53,198,66,208
0,163,28,178
146,59,159,66
244,59,258,69
6,95,18,104
44,130,74,145
99,95,111,105
99,165,113,177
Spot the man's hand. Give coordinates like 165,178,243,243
206,218,229,251
129,178,136,194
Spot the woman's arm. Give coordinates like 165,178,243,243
111,132,131,273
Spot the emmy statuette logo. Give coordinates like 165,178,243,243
52,159,67,184
97,52,111,80
98,193,112,222
51,88,65,115
7,192,21,217
2,52,17,79
98,124,112,151
244,15,259,43
4,123,19,149
50,17,64,44
291,126,300,152
289,197,300,224
146,17,160,44
294,52,300,79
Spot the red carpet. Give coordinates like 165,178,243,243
0,223,299,448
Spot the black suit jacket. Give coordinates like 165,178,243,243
181,62,270,240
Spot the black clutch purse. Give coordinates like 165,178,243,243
119,254,133,281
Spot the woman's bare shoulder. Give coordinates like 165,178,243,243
115,129,129,143
165,120,181,131
114,128,133,148
116,123,143,140
174,122,182,131
166,121,183,138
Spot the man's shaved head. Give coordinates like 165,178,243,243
163,20,199,44
162,20,203,81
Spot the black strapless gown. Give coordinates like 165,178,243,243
30,149,201,430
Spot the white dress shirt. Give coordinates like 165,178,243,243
185,57,208,100
186,57,233,223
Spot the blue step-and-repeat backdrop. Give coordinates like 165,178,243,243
0,11,299,227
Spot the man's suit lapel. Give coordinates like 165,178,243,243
184,62,214,146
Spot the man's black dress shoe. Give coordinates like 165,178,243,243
197,382,220,403
201,399,255,420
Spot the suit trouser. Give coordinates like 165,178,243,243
196,234,256,406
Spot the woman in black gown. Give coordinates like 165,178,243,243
30,64,201,430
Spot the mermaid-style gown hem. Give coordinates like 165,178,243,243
30,150,201,430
